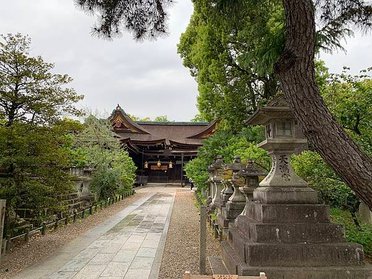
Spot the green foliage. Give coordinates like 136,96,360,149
153,115,169,122
0,120,81,213
185,156,209,191
74,115,136,200
330,208,372,257
185,127,269,192
178,0,282,131
191,114,207,122
293,65,372,212
288,67,372,256
0,33,83,126
0,33,83,225
128,114,151,121
292,151,358,210
320,67,372,155
128,114,170,122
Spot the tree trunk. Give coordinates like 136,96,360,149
275,0,372,210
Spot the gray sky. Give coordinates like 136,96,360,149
1,1,371,121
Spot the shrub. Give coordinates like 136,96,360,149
330,208,372,257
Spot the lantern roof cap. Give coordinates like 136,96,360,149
213,155,224,169
225,156,243,172
247,95,294,125
240,161,268,177
207,164,216,172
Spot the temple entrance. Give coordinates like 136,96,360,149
109,105,217,185
130,154,190,185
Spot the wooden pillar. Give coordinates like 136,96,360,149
181,152,184,186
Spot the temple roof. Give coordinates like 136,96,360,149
109,105,217,153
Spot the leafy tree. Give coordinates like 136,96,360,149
74,115,136,200
0,33,83,126
75,0,372,209
191,114,207,122
292,152,359,218
0,120,82,230
0,33,83,225
321,67,372,156
153,115,169,122
185,127,269,191
274,0,372,210
128,114,151,122
292,67,371,227
177,0,281,131
128,114,170,122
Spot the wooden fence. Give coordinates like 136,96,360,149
1,190,135,256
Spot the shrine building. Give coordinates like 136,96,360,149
109,105,217,184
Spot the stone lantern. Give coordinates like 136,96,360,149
210,155,224,209
247,96,317,204
238,160,267,216
207,164,216,207
220,96,368,278
221,157,240,205
225,156,246,214
217,156,245,238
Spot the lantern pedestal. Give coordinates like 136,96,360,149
220,96,369,278
222,197,368,278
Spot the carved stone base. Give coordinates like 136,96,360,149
222,201,369,278
222,243,369,279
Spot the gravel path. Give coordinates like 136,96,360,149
158,190,221,279
0,192,146,279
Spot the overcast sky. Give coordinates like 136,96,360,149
1,1,371,121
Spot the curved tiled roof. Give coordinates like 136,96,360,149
110,105,217,148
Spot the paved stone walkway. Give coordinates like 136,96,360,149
14,186,178,279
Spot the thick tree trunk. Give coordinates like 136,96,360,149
275,0,372,210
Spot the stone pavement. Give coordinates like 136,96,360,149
14,185,180,279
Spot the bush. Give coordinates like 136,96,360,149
74,115,136,200
185,127,269,196
330,208,372,257
292,151,358,211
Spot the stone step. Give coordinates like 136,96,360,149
222,241,370,279
222,240,245,275
228,227,248,261
208,256,230,275
237,264,371,279
230,220,345,244
243,242,364,267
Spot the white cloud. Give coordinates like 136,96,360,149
1,0,198,121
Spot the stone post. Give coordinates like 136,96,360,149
0,200,6,258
